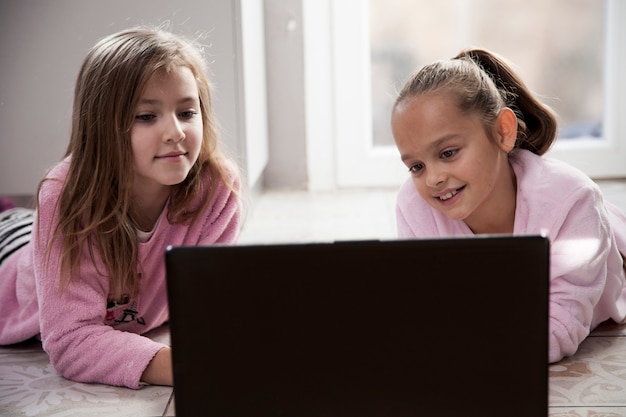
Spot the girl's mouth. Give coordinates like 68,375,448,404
156,151,187,159
437,186,465,201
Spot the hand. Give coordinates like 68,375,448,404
141,347,173,386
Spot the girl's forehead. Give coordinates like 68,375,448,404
141,66,198,94
392,92,486,149
394,92,467,124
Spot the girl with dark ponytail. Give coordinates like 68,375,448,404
392,48,626,363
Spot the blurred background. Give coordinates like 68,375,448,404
1,0,623,203
370,0,604,146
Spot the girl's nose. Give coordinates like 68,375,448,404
164,115,185,143
426,166,445,188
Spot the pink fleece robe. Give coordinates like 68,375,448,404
396,149,626,363
0,157,241,388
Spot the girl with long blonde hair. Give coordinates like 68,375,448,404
0,27,242,388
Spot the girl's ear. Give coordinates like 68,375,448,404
495,107,517,153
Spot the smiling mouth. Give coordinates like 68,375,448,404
438,186,464,201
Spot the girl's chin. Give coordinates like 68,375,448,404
430,204,469,222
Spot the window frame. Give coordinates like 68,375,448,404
304,0,626,189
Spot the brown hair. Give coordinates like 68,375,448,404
394,48,558,155
38,27,238,299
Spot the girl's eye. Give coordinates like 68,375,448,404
179,110,198,119
408,162,424,174
441,149,458,159
135,114,155,122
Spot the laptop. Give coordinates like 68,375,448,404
165,235,549,417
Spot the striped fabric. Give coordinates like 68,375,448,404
0,207,34,266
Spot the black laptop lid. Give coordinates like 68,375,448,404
166,235,549,417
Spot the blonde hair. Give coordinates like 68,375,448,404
395,48,558,155
38,27,237,299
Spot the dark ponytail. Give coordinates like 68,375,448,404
456,49,557,155
395,48,558,155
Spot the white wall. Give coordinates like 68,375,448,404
0,0,267,196
262,0,308,189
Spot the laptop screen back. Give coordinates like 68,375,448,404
166,235,549,417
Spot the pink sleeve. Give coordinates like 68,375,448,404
606,200,626,255
547,185,624,362
33,177,166,389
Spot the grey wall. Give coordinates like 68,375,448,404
262,0,308,189
0,0,252,195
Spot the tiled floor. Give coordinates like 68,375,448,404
1,180,626,416
0,325,175,417
549,320,626,416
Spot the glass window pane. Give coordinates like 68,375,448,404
370,0,605,146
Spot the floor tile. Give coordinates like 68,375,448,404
239,188,398,244
549,407,626,416
549,336,626,406
0,326,173,417
163,396,175,416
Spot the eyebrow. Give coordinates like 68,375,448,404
400,134,459,162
